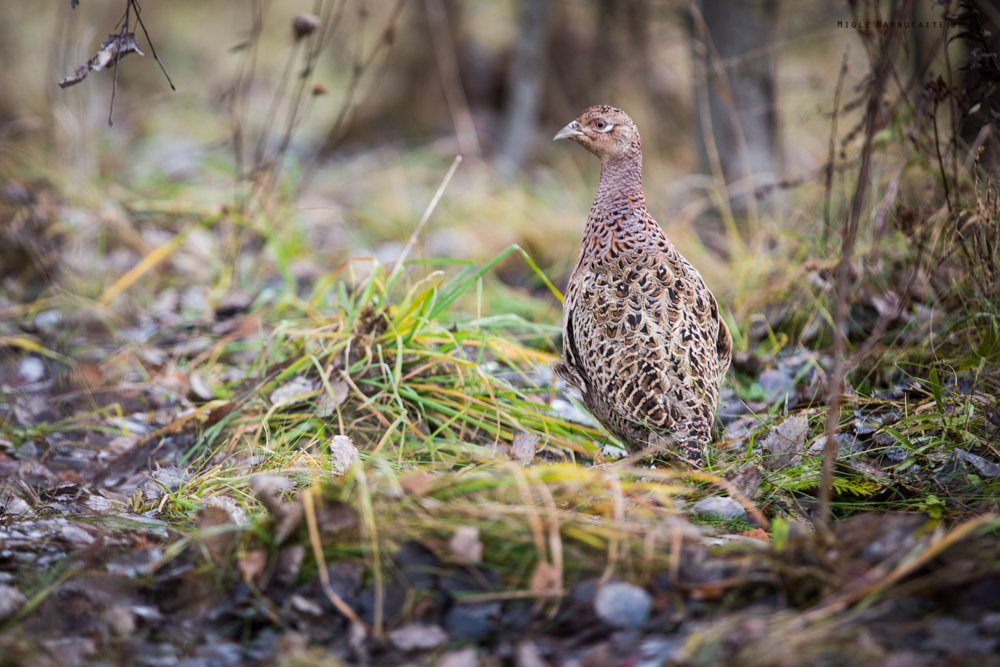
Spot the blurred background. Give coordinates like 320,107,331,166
0,0,985,330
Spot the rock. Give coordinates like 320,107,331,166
923,616,999,657
444,602,501,638
593,582,652,628
41,637,96,667
180,642,243,667
107,605,136,636
389,623,449,651
755,368,795,406
395,540,439,589
18,356,45,383
0,583,27,621
982,612,1000,635
450,526,483,562
438,647,479,667
716,388,748,423
693,496,747,520
515,639,547,667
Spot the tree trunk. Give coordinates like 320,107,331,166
496,0,550,180
694,0,781,213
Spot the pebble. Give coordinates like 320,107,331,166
18,357,45,383
0,583,27,621
756,368,795,405
438,647,479,667
693,496,747,520
388,623,449,651
593,582,652,628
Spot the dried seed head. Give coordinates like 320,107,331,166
293,13,320,40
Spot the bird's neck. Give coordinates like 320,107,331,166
590,142,647,223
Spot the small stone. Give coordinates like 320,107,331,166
450,526,483,562
438,647,479,667
0,583,27,621
388,623,449,651
42,637,96,667
515,640,547,667
593,582,652,628
693,496,747,520
755,368,795,405
107,605,136,636
444,602,501,638
18,357,45,383
982,612,1000,635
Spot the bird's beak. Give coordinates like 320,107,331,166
553,120,584,141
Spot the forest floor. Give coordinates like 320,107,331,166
1,137,999,667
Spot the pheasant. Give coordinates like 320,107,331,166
552,105,732,466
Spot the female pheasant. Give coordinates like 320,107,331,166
552,105,732,466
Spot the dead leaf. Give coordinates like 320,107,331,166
762,415,808,470
206,401,235,427
449,526,483,562
250,474,293,517
238,549,267,585
511,432,539,465
399,471,434,495
329,435,359,475
269,375,317,407
530,561,561,594
69,362,103,390
316,379,349,417
740,528,770,543
197,505,237,561
726,465,764,499
59,33,144,88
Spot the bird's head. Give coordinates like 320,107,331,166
553,106,638,162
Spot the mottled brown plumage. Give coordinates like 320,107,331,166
552,106,732,466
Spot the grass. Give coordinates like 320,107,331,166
2,17,1000,660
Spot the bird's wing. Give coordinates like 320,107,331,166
570,255,688,431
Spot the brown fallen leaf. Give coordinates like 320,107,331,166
530,561,561,594
399,471,434,495
238,549,268,586
197,505,237,562
740,528,771,543
316,379,349,417
762,415,809,471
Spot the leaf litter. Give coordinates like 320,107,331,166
4,21,1000,664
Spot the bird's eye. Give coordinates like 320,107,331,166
594,120,607,130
